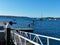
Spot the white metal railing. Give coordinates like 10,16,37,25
11,30,60,45
11,31,40,45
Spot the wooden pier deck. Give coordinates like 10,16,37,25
12,28,33,32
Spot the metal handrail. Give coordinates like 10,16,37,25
11,31,60,45
27,32,60,41
19,31,60,45
11,31,40,45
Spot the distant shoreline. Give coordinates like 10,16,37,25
0,15,60,20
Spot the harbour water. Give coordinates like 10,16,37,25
0,16,60,38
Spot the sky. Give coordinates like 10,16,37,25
0,0,60,18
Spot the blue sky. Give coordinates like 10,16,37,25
0,0,60,17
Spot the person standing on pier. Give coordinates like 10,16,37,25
5,21,13,45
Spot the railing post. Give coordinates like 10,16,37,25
30,34,31,40
36,36,38,43
19,37,22,45
47,38,49,45
24,40,26,45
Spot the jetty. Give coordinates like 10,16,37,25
12,28,33,32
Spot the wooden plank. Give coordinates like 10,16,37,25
12,28,33,32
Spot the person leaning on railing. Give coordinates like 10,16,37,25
4,21,13,45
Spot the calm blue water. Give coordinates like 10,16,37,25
0,16,60,45
0,17,60,37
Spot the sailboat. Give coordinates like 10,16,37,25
39,13,43,21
